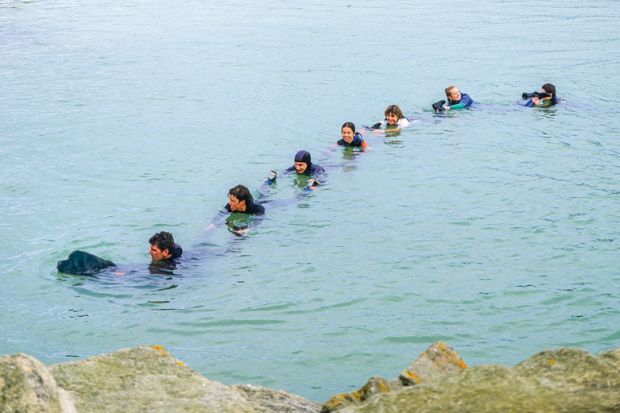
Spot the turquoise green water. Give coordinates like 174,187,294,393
1,0,619,401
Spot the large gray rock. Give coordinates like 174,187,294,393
0,353,65,413
50,344,319,413
399,341,468,385
233,384,321,412
332,347,620,413
322,341,467,412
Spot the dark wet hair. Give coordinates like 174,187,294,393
228,184,254,206
149,231,175,253
542,83,557,105
341,122,356,133
384,104,404,119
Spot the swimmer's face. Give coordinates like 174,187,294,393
447,88,461,102
386,112,399,125
294,161,308,174
149,244,171,262
341,126,355,144
228,194,246,212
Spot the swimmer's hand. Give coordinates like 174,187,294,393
443,104,451,111
308,178,321,190
531,97,540,106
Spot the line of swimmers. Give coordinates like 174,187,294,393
57,149,330,275
56,82,559,275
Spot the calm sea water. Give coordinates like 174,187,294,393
1,0,619,401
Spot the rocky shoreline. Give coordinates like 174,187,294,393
1,342,618,412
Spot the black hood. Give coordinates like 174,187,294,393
294,150,312,175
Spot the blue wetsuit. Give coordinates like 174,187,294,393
447,93,473,109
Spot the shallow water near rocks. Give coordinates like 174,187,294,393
1,0,619,401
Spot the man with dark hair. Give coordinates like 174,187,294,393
57,231,183,275
226,184,265,215
148,231,183,263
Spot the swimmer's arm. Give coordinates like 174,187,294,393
204,209,229,232
532,97,552,107
447,101,467,110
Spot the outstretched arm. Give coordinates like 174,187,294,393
200,208,229,240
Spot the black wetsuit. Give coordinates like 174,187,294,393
225,202,265,215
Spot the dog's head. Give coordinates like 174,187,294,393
57,250,115,275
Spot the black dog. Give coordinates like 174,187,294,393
57,250,116,275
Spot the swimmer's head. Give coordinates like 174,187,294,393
341,122,356,144
294,150,312,174
149,231,175,262
384,105,404,125
445,85,461,102
541,83,556,100
228,184,253,212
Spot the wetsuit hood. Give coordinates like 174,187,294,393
294,150,312,174
171,243,183,259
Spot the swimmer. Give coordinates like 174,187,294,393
371,104,411,129
337,122,368,150
278,150,326,189
522,83,557,107
433,85,474,112
203,185,265,236
226,184,265,215
148,231,183,274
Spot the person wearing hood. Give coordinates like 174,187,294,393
284,150,326,188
